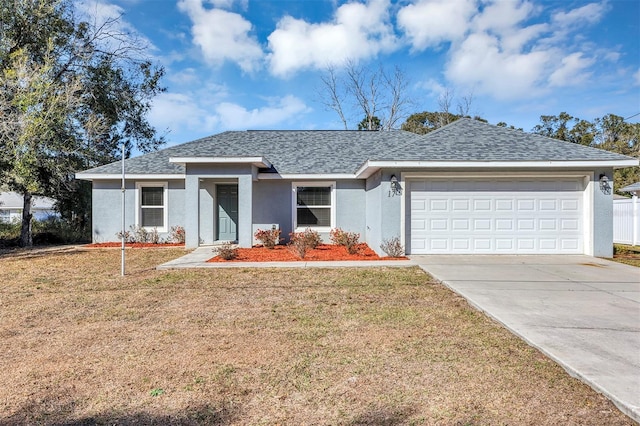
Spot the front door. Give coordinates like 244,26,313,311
216,184,238,242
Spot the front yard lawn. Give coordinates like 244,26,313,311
0,248,633,425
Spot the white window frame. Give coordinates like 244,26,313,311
292,181,336,232
135,182,168,232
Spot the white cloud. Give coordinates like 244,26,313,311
214,95,311,129
149,92,213,135
150,91,311,136
393,0,612,100
472,0,535,33
207,0,247,10
548,52,594,86
417,78,447,97
177,0,263,72
634,69,640,87
471,1,548,53
446,32,551,99
267,0,397,77
552,2,607,27
397,0,476,50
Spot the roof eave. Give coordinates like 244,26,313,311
75,173,186,181
355,159,639,178
169,156,272,169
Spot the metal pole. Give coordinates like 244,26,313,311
121,143,126,276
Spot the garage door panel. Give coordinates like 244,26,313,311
473,219,491,230
561,239,580,250
561,199,580,210
411,199,426,211
495,199,514,210
411,219,426,231
452,239,470,250
539,239,558,250
539,219,557,230
561,218,579,230
430,219,448,230
474,239,492,250
496,239,514,250
430,199,448,211
473,199,492,210
452,199,470,210
496,219,514,230
539,199,558,210
409,178,584,254
452,219,469,230
517,219,535,230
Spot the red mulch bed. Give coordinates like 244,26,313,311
208,243,407,262
85,242,185,248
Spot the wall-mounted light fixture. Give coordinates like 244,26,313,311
389,175,402,197
599,174,611,195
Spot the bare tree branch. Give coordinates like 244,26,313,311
318,64,348,130
318,60,412,131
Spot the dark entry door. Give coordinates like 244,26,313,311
216,185,238,241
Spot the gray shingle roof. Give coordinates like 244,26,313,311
389,118,634,162
620,182,640,192
79,118,635,177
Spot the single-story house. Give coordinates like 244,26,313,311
0,192,58,223
76,118,638,257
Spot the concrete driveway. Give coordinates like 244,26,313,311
411,255,640,423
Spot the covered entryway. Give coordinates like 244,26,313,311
216,184,238,242
408,177,586,254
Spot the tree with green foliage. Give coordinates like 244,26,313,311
401,111,487,134
357,115,381,131
532,112,639,192
0,0,165,246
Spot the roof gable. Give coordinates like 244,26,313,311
386,118,633,162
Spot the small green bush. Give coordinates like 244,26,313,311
0,217,89,247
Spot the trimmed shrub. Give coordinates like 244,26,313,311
380,237,405,258
214,242,238,260
330,228,360,254
169,225,185,244
300,227,321,249
287,228,321,259
254,228,282,249
116,225,162,243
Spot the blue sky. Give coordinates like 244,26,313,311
77,0,640,149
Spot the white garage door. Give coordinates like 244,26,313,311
408,177,585,254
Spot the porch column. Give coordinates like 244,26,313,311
185,173,200,248
237,174,253,247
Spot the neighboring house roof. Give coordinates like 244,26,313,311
77,118,637,178
0,192,57,209
620,182,640,193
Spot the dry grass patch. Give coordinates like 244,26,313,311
0,248,633,425
612,244,640,268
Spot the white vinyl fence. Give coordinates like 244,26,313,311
613,196,640,246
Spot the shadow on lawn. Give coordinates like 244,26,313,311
349,406,415,425
2,403,238,426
